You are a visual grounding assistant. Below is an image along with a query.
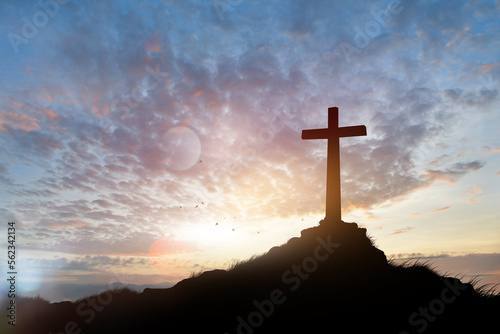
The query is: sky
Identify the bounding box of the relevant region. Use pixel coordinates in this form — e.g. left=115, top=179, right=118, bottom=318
left=0, top=0, right=499, bottom=302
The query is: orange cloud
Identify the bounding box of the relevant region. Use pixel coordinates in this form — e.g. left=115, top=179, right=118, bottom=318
left=91, top=104, right=110, bottom=117
left=391, top=226, right=414, bottom=235
left=479, top=62, right=500, bottom=73
left=37, top=107, right=60, bottom=123
left=0, top=110, right=41, bottom=132
left=6, top=98, right=61, bottom=125
left=424, top=170, right=455, bottom=184
left=463, top=185, right=482, bottom=195
left=432, top=206, right=452, bottom=213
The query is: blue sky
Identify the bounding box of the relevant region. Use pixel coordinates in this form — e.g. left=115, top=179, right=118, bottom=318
left=0, top=0, right=499, bottom=301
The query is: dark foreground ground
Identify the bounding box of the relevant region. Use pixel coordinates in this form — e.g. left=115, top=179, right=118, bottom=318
left=2, top=221, right=499, bottom=333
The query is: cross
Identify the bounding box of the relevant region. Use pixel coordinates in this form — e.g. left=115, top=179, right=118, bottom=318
left=302, top=107, right=367, bottom=224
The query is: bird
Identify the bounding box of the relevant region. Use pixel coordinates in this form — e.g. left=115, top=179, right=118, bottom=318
left=233, top=216, right=236, bottom=219
left=215, top=223, right=219, bottom=226
left=179, top=206, right=182, bottom=208
left=195, top=205, right=198, bottom=208
left=199, top=160, right=202, bottom=163
left=301, top=218, right=304, bottom=221
left=232, top=228, right=235, bottom=231
left=202, top=202, right=204, bottom=205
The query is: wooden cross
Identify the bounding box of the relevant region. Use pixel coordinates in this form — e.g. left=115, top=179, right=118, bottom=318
left=302, top=107, right=367, bottom=224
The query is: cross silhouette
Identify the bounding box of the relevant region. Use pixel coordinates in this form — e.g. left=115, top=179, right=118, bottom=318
left=302, top=107, right=367, bottom=224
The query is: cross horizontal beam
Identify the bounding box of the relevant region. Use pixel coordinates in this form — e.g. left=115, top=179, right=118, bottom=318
left=302, top=125, right=367, bottom=140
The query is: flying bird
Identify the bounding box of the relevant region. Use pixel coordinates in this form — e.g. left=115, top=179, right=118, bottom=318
left=232, top=228, right=235, bottom=231
left=215, top=223, right=219, bottom=226
left=195, top=205, right=198, bottom=208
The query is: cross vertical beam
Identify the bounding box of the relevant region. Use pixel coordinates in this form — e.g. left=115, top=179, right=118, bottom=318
left=327, top=107, right=340, bottom=223
left=302, top=107, right=367, bottom=224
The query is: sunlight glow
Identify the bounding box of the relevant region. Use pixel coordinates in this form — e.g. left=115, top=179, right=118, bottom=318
left=177, top=222, right=240, bottom=247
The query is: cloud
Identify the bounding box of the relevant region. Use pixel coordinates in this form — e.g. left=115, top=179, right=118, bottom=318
left=390, top=226, right=414, bottom=235
left=426, top=161, right=485, bottom=184
left=391, top=253, right=450, bottom=261
left=145, top=31, right=164, bottom=53
left=0, top=98, right=61, bottom=133
left=3, top=127, right=63, bottom=160
left=92, top=199, right=113, bottom=208
left=479, top=62, right=500, bottom=73
left=431, top=206, right=452, bottom=213
left=41, top=219, right=92, bottom=229
left=0, top=110, right=41, bottom=132
left=483, top=145, right=500, bottom=154
left=463, top=185, right=482, bottom=195
left=25, top=255, right=150, bottom=271
left=445, top=26, right=470, bottom=48
left=0, top=163, right=14, bottom=185
left=391, top=253, right=500, bottom=293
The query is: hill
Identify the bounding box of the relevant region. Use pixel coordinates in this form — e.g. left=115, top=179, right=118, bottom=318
left=3, top=220, right=499, bottom=333
left=2, top=281, right=176, bottom=304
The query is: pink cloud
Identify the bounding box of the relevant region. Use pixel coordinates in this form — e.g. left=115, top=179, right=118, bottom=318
left=0, top=110, right=41, bottom=132
left=5, top=98, right=60, bottom=125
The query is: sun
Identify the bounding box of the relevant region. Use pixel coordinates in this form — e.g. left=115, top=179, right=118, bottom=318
left=175, top=220, right=241, bottom=248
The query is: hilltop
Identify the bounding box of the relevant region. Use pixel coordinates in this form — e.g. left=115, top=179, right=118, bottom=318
left=3, top=221, right=499, bottom=333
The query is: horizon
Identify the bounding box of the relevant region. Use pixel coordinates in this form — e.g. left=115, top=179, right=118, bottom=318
left=1, top=0, right=499, bottom=303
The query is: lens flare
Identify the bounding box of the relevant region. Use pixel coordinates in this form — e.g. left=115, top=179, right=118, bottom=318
left=162, top=126, right=201, bottom=171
